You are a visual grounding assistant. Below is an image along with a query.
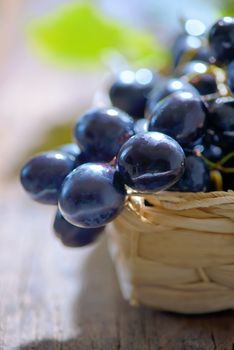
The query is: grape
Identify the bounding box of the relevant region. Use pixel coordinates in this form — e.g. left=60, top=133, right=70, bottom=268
left=148, top=91, right=207, bottom=146
left=193, top=143, right=223, bottom=162
left=227, top=60, right=234, bottom=93
left=172, top=33, right=213, bottom=68
left=201, top=129, right=223, bottom=161
left=209, top=17, right=234, bottom=64
left=59, top=163, right=126, bottom=228
left=145, top=78, right=198, bottom=118
left=202, top=144, right=223, bottom=162
left=204, top=128, right=222, bottom=146
left=74, top=107, right=135, bottom=162
left=179, top=61, right=218, bottom=95
left=75, top=152, right=91, bottom=167
left=117, top=132, right=185, bottom=192
left=134, top=118, right=148, bottom=134
left=20, top=151, right=75, bottom=205
left=208, top=97, right=234, bottom=146
left=58, top=143, right=89, bottom=167
left=171, top=34, right=202, bottom=68
left=205, top=126, right=233, bottom=154
left=53, top=210, right=104, bottom=247
left=191, top=47, right=214, bottom=64
left=109, top=68, right=156, bottom=118
left=178, top=60, right=208, bottom=76
left=59, top=143, right=81, bottom=158
left=189, top=73, right=218, bottom=96
left=171, top=155, right=210, bottom=192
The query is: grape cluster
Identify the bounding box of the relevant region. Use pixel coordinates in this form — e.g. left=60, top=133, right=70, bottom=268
left=20, top=17, right=234, bottom=248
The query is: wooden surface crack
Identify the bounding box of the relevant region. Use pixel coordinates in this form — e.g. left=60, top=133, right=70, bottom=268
left=210, top=331, right=217, bottom=350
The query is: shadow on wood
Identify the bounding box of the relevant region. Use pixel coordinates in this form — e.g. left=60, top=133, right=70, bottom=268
left=20, top=236, right=234, bottom=350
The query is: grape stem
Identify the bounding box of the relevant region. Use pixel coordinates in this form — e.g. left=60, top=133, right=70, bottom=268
left=200, top=151, right=234, bottom=173
left=218, top=151, right=234, bottom=165
left=210, top=170, right=223, bottom=191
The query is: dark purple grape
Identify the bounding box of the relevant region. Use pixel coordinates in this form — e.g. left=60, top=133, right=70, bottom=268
left=227, top=60, right=234, bottom=94
left=204, top=126, right=233, bottom=154
left=59, top=143, right=88, bottom=167
left=53, top=210, right=104, bottom=247
left=209, top=17, right=234, bottom=64
left=202, top=129, right=223, bottom=161
left=208, top=97, right=234, bottom=146
left=189, top=73, right=218, bottom=95
left=191, top=46, right=214, bottom=64
left=202, top=144, right=223, bottom=162
left=134, top=118, right=148, bottom=134
left=179, top=61, right=218, bottom=95
left=117, top=132, right=185, bottom=192
left=74, top=107, right=135, bottom=162
left=179, top=60, right=208, bottom=76
left=171, top=155, right=210, bottom=192
left=145, top=78, right=199, bottom=118
left=148, top=91, right=207, bottom=146
left=193, top=144, right=223, bottom=162
left=109, top=68, right=156, bottom=118
left=173, top=31, right=214, bottom=66
left=59, top=163, right=126, bottom=228
left=59, top=143, right=81, bottom=158
left=171, top=34, right=202, bottom=68
left=20, top=151, right=75, bottom=205
left=204, top=128, right=222, bottom=146
left=74, top=152, right=90, bottom=167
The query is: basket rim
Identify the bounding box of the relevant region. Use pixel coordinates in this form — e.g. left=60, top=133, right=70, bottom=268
left=126, top=190, right=234, bottom=211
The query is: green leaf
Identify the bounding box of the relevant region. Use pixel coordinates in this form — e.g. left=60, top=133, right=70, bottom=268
left=27, top=2, right=169, bottom=68
left=219, top=0, right=234, bottom=17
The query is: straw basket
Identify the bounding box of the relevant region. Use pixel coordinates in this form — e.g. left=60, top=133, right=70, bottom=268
left=107, top=190, right=234, bottom=314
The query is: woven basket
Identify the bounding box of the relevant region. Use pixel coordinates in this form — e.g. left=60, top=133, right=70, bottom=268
left=107, top=190, right=234, bottom=314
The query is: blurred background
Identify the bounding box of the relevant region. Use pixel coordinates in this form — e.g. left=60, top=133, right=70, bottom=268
left=0, top=1, right=233, bottom=347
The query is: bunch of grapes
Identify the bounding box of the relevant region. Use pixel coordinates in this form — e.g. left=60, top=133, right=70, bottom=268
left=20, top=17, right=234, bottom=248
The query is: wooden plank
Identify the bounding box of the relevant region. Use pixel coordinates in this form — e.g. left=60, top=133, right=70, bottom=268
left=0, top=184, right=233, bottom=349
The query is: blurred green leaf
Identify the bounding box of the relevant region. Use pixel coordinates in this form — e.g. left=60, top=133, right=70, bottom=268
left=27, top=2, right=169, bottom=68
left=219, top=0, right=234, bottom=16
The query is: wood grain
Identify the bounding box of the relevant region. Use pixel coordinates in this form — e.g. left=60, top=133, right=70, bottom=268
left=0, top=184, right=234, bottom=350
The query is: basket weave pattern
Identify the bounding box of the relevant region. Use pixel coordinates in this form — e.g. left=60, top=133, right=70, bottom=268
left=108, top=191, right=234, bottom=314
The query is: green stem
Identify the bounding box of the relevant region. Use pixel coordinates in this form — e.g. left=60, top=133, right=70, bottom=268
left=218, top=151, right=234, bottom=165
left=210, top=170, right=223, bottom=191
left=200, top=153, right=234, bottom=174
left=199, top=154, right=217, bottom=169
left=221, top=167, right=234, bottom=174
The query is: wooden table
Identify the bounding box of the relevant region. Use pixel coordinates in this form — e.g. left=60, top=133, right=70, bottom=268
left=0, top=183, right=234, bottom=350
